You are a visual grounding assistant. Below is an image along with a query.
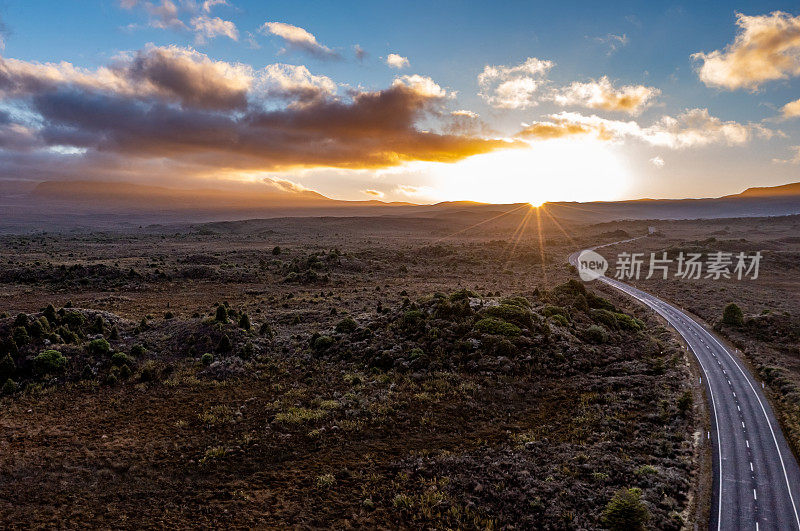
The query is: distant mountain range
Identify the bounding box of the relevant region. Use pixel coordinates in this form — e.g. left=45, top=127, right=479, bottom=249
left=1, top=179, right=799, bottom=232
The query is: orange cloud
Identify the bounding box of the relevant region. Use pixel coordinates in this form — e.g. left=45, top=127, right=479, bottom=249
left=552, top=76, right=660, bottom=115
left=692, top=11, right=800, bottom=90
left=0, top=47, right=518, bottom=182
left=517, top=109, right=774, bottom=148
left=782, top=98, right=800, bottom=118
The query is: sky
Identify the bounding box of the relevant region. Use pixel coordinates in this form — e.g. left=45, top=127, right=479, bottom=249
left=0, top=1, right=799, bottom=204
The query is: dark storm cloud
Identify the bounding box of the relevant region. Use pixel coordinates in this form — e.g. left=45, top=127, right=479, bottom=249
left=0, top=46, right=517, bottom=182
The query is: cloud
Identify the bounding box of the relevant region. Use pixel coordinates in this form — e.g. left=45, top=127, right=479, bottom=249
left=594, top=33, right=629, bottom=55
left=144, top=0, right=186, bottom=29
left=201, top=0, right=228, bottom=13
left=551, top=76, right=659, bottom=115
left=362, top=189, right=384, bottom=198
left=692, top=11, right=800, bottom=90
left=260, top=22, right=340, bottom=60
left=477, top=58, right=659, bottom=114
left=650, top=156, right=665, bottom=168
left=190, top=15, right=238, bottom=43
left=254, top=63, right=337, bottom=104
left=354, top=45, right=367, bottom=61
left=517, top=109, right=774, bottom=148
left=772, top=145, right=800, bottom=164
left=0, top=46, right=516, bottom=183
left=782, top=97, right=800, bottom=118
left=262, top=176, right=309, bottom=193
left=386, top=53, right=409, bottom=69
left=478, top=57, right=553, bottom=109
left=392, top=74, right=450, bottom=98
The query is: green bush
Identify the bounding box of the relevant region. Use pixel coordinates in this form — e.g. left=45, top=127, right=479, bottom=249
left=601, top=487, right=649, bottom=530
left=201, top=353, right=214, bottom=366
left=722, top=303, right=744, bottom=327
left=43, top=304, right=57, bottom=324
left=2, top=378, right=17, bottom=395
left=215, top=305, right=228, bottom=322
left=34, top=350, right=67, bottom=376
left=12, top=326, right=29, bottom=346
left=92, top=315, right=105, bottom=334
left=272, top=246, right=281, bottom=255
left=0, top=353, right=16, bottom=381
left=29, top=318, right=45, bottom=338
left=584, top=325, right=607, bottom=344
left=313, top=335, right=335, bottom=351
left=238, top=312, right=251, bottom=330
left=482, top=304, right=533, bottom=328
left=549, top=314, right=569, bottom=326
left=87, top=338, right=111, bottom=357
left=130, top=344, right=146, bottom=357
left=474, top=317, right=521, bottom=337
left=111, top=352, right=131, bottom=367
left=335, top=317, right=358, bottom=333
left=615, top=313, right=643, bottom=331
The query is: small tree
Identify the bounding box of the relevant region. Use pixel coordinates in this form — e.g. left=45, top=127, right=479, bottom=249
left=238, top=312, right=251, bottom=330
left=602, top=487, right=649, bottom=531
left=722, top=303, right=744, bottom=327
left=215, top=305, right=228, bottom=323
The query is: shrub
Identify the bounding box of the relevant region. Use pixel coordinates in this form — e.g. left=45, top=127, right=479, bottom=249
left=215, top=305, right=228, bottom=322
left=130, top=344, right=146, bottom=357
left=2, top=378, right=17, bottom=395
left=139, top=361, right=158, bottom=382
left=240, top=342, right=255, bottom=359
left=483, top=304, right=533, bottom=328
left=335, top=317, right=358, bottom=333
left=272, top=246, right=281, bottom=255
left=722, top=303, right=744, bottom=327
left=0, top=353, right=16, bottom=381
left=201, top=353, right=214, bottom=366
left=549, top=314, right=569, bottom=326
left=584, top=325, right=607, bottom=344
left=87, top=338, right=111, bottom=357
left=164, top=311, right=174, bottom=319
left=109, top=325, right=119, bottom=340
left=474, top=317, right=521, bottom=337
left=34, top=350, right=67, bottom=375
left=92, top=315, right=105, bottom=334
left=111, top=352, right=131, bottom=367
left=14, top=313, right=28, bottom=328
left=601, top=487, right=649, bottom=530
left=677, top=390, right=693, bottom=416
left=63, top=311, right=85, bottom=331
left=313, top=335, right=335, bottom=351
left=43, top=304, right=57, bottom=324
left=12, top=326, right=29, bottom=346
left=591, top=309, right=618, bottom=329
left=315, top=474, right=336, bottom=489
left=259, top=322, right=274, bottom=338
left=238, top=313, right=251, bottom=330
left=216, top=334, right=233, bottom=353
left=28, top=319, right=45, bottom=338
left=615, top=313, right=643, bottom=331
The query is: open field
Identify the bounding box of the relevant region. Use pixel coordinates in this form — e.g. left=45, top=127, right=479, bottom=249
left=0, top=213, right=704, bottom=528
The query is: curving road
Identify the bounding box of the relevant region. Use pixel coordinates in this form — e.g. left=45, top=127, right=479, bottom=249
left=570, top=243, right=800, bottom=531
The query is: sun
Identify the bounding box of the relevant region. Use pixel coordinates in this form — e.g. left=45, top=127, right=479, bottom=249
left=430, top=138, right=632, bottom=204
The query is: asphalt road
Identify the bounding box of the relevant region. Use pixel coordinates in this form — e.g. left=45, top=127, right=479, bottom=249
left=570, top=244, right=800, bottom=531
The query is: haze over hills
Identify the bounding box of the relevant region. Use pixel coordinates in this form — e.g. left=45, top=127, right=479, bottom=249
left=2, top=179, right=800, bottom=233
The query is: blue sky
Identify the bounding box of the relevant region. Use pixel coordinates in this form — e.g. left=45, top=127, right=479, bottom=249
left=0, top=1, right=799, bottom=203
